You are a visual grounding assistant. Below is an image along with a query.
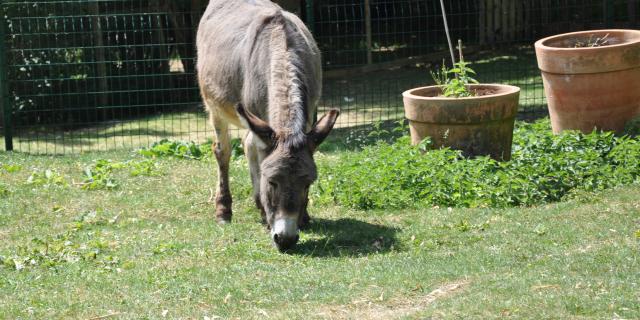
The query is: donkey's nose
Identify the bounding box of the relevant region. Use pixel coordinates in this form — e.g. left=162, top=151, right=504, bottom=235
left=271, top=217, right=299, bottom=251
left=273, top=233, right=300, bottom=251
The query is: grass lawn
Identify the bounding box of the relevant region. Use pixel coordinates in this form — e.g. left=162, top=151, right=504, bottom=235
left=1, top=146, right=639, bottom=319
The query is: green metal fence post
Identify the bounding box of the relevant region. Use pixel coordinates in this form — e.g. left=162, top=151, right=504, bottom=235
left=305, top=0, right=315, bottom=34
left=604, top=0, right=614, bottom=28
left=0, top=6, right=13, bottom=152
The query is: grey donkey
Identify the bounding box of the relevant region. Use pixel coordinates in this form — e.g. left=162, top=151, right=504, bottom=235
left=196, top=0, right=339, bottom=251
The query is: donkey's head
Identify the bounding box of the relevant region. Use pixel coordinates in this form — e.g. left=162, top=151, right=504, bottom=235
left=236, top=104, right=339, bottom=251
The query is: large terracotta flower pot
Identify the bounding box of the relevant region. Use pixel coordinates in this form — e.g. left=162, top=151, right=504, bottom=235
left=535, top=29, right=640, bottom=134
left=402, top=84, right=520, bottom=161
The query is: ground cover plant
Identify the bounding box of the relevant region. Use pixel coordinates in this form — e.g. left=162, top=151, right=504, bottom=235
left=0, top=118, right=639, bottom=319
left=315, top=119, right=640, bottom=209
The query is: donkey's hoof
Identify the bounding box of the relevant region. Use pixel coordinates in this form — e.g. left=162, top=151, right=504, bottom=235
left=217, top=218, right=231, bottom=225
left=216, top=212, right=232, bottom=225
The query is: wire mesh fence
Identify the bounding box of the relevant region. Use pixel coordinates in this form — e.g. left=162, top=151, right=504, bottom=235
left=1, top=0, right=638, bottom=154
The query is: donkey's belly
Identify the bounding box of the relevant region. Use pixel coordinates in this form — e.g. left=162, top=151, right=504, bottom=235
left=202, top=96, right=244, bottom=129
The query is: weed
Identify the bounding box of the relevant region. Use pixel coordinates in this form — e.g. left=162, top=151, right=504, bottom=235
left=2, top=163, right=22, bottom=173
left=368, top=121, right=390, bottom=139
left=139, top=139, right=212, bottom=160
left=26, top=169, right=67, bottom=187
left=230, top=138, right=244, bottom=160
left=80, top=159, right=161, bottom=190
left=315, top=119, right=640, bottom=209
left=128, top=159, right=161, bottom=177
left=81, top=160, right=121, bottom=190
left=152, top=242, right=187, bottom=255
left=430, top=41, right=479, bottom=98
left=1, top=211, right=120, bottom=271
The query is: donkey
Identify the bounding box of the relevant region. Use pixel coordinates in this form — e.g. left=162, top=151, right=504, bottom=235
left=196, top=0, right=339, bottom=251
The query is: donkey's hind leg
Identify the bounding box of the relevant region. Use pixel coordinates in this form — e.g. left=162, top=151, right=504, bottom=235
left=210, top=110, right=233, bottom=224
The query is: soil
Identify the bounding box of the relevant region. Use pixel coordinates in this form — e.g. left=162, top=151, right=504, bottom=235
left=472, top=88, right=499, bottom=96
left=571, top=34, right=613, bottom=48
left=546, top=34, right=618, bottom=49
left=433, top=88, right=499, bottom=97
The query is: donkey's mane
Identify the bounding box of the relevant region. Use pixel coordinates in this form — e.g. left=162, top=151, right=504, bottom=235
left=267, top=13, right=310, bottom=146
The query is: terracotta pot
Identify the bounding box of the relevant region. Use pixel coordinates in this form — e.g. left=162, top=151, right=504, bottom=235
left=402, top=84, right=520, bottom=161
left=535, top=29, right=640, bottom=134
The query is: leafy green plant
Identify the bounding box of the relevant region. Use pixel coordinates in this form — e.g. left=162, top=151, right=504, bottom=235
left=128, top=159, right=161, bottom=177
left=26, top=169, right=67, bottom=187
left=139, top=139, right=211, bottom=160
left=140, top=138, right=245, bottom=160
left=81, top=160, right=123, bottom=190
left=2, top=164, right=22, bottom=173
left=314, top=119, right=640, bottom=210
left=431, top=60, right=479, bottom=98
left=230, top=138, right=244, bottom=160
left=368, top=121, right=390, bottom=139
left=80, top=159, right=161, bottom=190
left=430, top=42, right=479, bottom=98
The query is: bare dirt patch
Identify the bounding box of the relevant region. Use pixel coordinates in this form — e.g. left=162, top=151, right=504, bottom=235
left=314, top=280, right=470, bottom=319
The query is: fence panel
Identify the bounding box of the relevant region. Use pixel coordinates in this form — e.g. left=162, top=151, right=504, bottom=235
left=1, top=1, right=208, bottom=153
left=1, top=0, right=638, bottom=153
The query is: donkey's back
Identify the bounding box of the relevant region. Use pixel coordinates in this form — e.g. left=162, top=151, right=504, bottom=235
left=196, top=0, right=321, bottom=125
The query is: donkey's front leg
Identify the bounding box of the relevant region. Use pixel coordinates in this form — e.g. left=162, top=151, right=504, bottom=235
left=299, top=195, right=311, bottom=230
left=212, top=115, right=233, bottom=224
left=244, top=132, right=268, bottom=225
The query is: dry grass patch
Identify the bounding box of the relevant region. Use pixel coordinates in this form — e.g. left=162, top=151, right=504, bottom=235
left=312, top=280, right=470, bottom=320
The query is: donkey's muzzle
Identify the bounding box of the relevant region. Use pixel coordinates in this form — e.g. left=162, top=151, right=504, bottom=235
left=273, top=233, right=300, bottom=251
left=272, top=217, right=300, bottom=251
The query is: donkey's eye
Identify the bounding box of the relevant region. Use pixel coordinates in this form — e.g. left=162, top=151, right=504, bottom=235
left=268, top=181, right=278, bottom=188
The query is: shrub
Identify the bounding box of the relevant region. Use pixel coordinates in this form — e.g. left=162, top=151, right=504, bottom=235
left=313, top=119, right=640, bottom=209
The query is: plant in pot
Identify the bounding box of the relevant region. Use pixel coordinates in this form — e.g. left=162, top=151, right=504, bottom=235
left=535, top=29, right=640, bottom=134
left=402, top=43, right=521, bottom=161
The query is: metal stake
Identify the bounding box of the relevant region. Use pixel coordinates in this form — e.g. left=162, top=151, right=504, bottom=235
left=439, top=0, right=456, bottom=67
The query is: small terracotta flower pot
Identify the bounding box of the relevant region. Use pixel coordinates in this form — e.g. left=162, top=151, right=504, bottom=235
left=402, top=84, right=520, bottom=161
left=535, top=29, right=640, bottom=134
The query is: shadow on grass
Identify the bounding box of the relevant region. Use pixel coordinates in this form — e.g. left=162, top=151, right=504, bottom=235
left=15, top=127, right=179, bottom=147
left=292, top=218, right=400, bottom=257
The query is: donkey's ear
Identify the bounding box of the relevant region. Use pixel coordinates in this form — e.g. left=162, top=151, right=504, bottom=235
left=308, top=109, right=340, bottom=152
left=236, top=103, right=275, bottom=147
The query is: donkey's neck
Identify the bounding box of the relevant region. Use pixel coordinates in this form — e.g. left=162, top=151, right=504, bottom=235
left=267, top=19, right=308, bottom=137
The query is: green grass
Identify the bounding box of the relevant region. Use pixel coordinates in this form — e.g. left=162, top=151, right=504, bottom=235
left=1, top=141, right=639, bottom=319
